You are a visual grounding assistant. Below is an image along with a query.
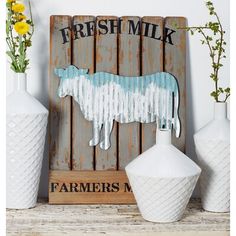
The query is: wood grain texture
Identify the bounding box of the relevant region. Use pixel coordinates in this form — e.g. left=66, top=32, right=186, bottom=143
left=49, top=16, right=72, bottom=170
left=118, top=16, right=141, bottom=169
left=49, top=170, right=135, bottom=204
left=48, top=16, right=187, bottom=204
left=141, top=16, right=164, bottom=152
left=72, top=16, right=95, bottom=170
left=164, top=17, right=186, bottom=152
left=7, top=199, right=230, bottom=236
left=95, top=16, right=118, bottom=170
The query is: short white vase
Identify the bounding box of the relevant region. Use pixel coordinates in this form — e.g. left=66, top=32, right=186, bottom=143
left=125, top=129, right=201, bottom=223
left=194, top=102, right=230, bottom=212
left=6, top=73, right=48, bottom=209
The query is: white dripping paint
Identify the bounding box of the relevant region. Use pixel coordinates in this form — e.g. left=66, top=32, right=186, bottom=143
left=55, top=65, right=181, bottom=150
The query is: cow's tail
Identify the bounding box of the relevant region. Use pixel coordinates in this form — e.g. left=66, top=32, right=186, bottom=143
left=173, top=77, right=181, bottom=138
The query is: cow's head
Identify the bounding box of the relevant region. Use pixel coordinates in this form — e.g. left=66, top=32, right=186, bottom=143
left=55, top=65, right=89, bottom=98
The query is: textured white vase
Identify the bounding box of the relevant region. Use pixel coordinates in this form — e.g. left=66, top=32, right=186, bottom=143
left=6, top=73, right=48, bottom=209
left=194, top=102, right=230, bottom=212
left=125, top=129, right=201, bottom=223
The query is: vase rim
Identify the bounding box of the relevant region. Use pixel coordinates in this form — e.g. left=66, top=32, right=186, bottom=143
left=214, top=102, right=227, bottom=107
left=15, top=72, right=27, bottom=75
left=159, top=129, right=171, bottom=132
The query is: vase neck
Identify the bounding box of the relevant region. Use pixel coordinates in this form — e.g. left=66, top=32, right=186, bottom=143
left=14, top=73, right=27, bottom=91
left=214, top=102, right=227, bottom=120
left=156, top=129, right=171, bottom=145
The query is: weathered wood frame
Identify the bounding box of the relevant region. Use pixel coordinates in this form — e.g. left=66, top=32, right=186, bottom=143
left=49, top=15, right=186, bottom=204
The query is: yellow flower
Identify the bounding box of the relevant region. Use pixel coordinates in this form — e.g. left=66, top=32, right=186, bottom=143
left=12, top=3, right=25, bottom=13
left=14, top=22, right=30, bottom=35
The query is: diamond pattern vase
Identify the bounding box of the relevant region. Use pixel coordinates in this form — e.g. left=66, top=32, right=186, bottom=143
left=6, top=73, right=48, bottom=209
left=194, top=102, right=230, bottom=212
left=125, top=129, right=201, bottom=222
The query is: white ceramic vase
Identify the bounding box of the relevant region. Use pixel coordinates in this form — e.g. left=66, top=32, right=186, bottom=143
left=6, top=73, right=48, bottom=209
left=125, top=129, right=201, bottom=223
left=194, top=102, right=230, bottom=212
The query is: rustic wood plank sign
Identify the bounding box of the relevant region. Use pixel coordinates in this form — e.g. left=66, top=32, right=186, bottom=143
left=118, top=16, right=141, bottom=169
left=95, top=16, right=118, bottom=170
left=49, top=16, right=72, bottom=170
left=165, top=17, right=186, bottom=152
left=72, top=15, right=95, bottom=170
left=141, top=16, right=164, bottom=152
left=49, top=15, right=186, bottom=204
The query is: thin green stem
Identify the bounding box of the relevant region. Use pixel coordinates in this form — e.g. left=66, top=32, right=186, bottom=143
left=180, top=26, right=211, bottom=30
left=214, top=12, right=224, bottom=100
left=28, top=0, right=34, bottom=40
left=224, top=94, right=230, bottom=102
left=182, top=1, right=229, bottom=102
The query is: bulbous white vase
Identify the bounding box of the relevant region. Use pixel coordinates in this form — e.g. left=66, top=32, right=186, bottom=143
left=125, top=129, right=201, bottom=223
left=6, top=73, right=48, bottom=209
left=194, top=102, right=230, bottom=212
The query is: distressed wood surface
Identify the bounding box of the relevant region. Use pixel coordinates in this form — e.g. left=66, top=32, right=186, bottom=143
left=49, top=16, right=72, bottom=170
left=164, top=17, right=186, bottom=151
left=118, top=16, right=141, bottom=169
left=7, top=199, right=230, bottom=236
left=49, top=170, right=135, bottom=204
left=141, top=16, right=164, bottom=152
left=72, top=16, right=95, bottom=170
left=49, top=16, right=187, bottom=204
left=95, top=16, right=118, bottom=170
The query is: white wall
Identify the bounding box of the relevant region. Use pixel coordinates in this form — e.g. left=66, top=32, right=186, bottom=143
left=6, top=0, right=230, bottom=197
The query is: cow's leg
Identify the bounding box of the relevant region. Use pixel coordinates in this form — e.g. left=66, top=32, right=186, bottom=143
left=89, top=120, right=102, bottom=146
left=99, top=120, right=114, bottom=150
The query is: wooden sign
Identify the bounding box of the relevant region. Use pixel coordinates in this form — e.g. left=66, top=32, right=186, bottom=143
left=49, top=15, right=186, bottom=204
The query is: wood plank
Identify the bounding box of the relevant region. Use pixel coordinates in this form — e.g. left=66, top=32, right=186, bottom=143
left=49, top=170, right=135, bottom=204
left=7, top=199, right=230, bottom=236
left=164, top=17, right=186, bottom=152
left=118, top=16, right=141, bottom=169
left=95, top=16, right=118, bottom=170
left=72, top=16, right=95, bottom=170
left=49, top=16, right=72, bottom=170
left=141, top=16, right=164, bottom=152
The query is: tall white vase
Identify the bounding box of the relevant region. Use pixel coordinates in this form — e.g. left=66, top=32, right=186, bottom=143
left=125, top=129, right=201, bottom=223
left=194, top=102, right=230, bottom=212
left=6, top=73, right=48, bottom=209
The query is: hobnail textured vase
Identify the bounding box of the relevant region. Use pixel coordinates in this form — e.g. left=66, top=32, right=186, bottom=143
left=6, top=73, right=48, bottom=209
left=125, top=129, right=201, bottom=223
left=194, top=102, right=230, bottom=212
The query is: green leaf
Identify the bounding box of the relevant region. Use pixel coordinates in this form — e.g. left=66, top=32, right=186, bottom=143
left=210, top=73, right=216, bottom=79
left=6, top=51, right=15, bottom=62
left=210, top=91, right=218, bottom=100
left=219, top=87, right=224, bottom=93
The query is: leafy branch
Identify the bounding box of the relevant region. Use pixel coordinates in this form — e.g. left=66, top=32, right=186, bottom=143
left=179, top=1, right=230, bottom=102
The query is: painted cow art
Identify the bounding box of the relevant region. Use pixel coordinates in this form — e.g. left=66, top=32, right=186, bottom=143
left=55, top=65, right=181, bottom=150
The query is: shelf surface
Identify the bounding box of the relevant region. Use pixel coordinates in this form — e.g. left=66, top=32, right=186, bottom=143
left=6, top=198, right=230, bottom=236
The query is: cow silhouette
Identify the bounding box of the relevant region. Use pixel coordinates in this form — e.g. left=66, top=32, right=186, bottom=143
left=55, top=65, right=181, bottom=150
